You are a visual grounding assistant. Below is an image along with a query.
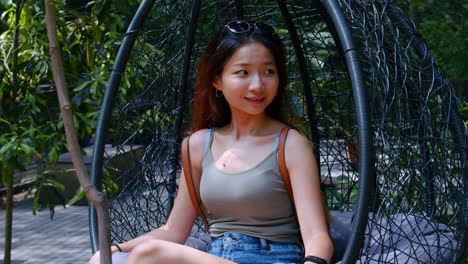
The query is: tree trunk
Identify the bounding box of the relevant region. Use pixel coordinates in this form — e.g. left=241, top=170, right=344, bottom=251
left=3, top=170, right=13, bottom=264
left=2, top=1, right=26, bottom=262
left=43, top=1, right=112, bottom=263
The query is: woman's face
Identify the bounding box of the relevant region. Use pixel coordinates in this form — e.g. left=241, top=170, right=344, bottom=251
left=213, top=41, right=279, bottom=117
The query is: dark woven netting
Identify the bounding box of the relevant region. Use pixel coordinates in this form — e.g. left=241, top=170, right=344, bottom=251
left=90, top=0, right=466, bottom=263
left=99, top=0, right=360, bottom=240
left=337, top=1, right=466, bottom=263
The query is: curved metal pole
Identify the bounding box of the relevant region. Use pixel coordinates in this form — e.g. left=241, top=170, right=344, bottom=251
left=321, top=0, right=373, bottom=263
left=89, top=0, right=155, bottom=253
left=275, top=0, right=321, bottom=167
left=167, top=0, right=201, bottom=215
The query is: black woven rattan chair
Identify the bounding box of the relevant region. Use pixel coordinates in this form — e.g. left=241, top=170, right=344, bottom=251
left=89, top=1, right=467, bottom=263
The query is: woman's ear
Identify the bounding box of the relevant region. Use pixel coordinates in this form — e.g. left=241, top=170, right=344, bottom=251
left=212, top=76, right=222, bottom=90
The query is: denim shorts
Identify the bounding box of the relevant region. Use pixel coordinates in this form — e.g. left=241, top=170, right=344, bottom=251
left=207, top=232, right=304, bottom=264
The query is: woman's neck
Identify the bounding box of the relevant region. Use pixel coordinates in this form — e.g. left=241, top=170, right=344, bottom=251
left=224, top=113, right=280, bottom=140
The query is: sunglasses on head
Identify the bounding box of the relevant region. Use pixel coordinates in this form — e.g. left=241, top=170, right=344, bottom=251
left=225, top=20, right=276, bottom=35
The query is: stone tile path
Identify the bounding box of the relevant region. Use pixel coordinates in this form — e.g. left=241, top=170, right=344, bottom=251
left=0, top=199, right=90, bottom=264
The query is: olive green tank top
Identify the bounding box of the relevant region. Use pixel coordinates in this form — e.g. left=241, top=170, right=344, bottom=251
left=200, top=129, right=300, bottom=244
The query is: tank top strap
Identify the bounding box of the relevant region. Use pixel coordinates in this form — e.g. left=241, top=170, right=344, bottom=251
left=272, top=129, right=282, bottom=151
left=203, top=128, right=216, bottom=155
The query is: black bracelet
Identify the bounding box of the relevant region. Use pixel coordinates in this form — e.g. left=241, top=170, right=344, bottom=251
left=301, top=255, right=328, bottom=264
left=113, top=244, right=122, bottom=252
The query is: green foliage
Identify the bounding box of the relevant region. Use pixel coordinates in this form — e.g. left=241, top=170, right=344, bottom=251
left=32, top=171, right=66, bottom=219
left=0, top=0, right=138, bottom=213
left=0, top=2, right=68, bottom=224
left=459, top=101, right=468, bottom=126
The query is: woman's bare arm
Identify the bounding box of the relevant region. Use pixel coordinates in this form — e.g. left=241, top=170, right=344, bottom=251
left=115, top=172, right=198, bottom=252
left=89, top=130, right=208, bottom=264
left=285, top=129, right=334, bottom=263
left=116, top=130, right=208, bottom=251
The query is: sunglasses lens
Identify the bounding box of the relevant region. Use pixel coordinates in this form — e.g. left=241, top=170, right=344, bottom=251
left=225, top=20, right=276, bottom=35
left=227, top=20, right=250, bottom=33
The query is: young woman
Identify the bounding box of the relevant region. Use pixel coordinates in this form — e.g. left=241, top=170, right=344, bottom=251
left=89, top=20, right=333, bottom=264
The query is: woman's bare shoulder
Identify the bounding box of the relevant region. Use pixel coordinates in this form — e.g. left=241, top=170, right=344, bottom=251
left=286, top=128, right=312, bottom=147
left=283, top=128, right=315, bottom=162
left=183, top=128, right=211, bottom=158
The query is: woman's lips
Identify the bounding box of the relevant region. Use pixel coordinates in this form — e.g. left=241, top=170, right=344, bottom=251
left=244, top=97, right=265, bottom=104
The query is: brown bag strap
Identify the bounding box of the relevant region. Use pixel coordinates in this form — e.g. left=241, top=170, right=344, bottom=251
left=278, top=127, right=295, bottom=212
left=182, top=136, right=209, bottom=228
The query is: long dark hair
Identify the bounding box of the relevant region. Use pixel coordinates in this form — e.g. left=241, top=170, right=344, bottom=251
left=190, top=21, right=292, bottom=132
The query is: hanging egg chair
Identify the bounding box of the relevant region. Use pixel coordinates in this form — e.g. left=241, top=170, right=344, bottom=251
left=89, top=1, right=466, bottom=263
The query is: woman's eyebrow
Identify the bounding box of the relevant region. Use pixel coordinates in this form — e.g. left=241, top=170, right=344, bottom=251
left=232, top=61, right=274, bottom=67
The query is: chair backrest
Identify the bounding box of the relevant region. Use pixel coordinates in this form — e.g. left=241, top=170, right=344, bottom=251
left=90, top=1, right=466, bottom=263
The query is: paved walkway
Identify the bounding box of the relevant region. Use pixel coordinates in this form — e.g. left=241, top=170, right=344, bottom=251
left=0, top=199, right=90, bottom=264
